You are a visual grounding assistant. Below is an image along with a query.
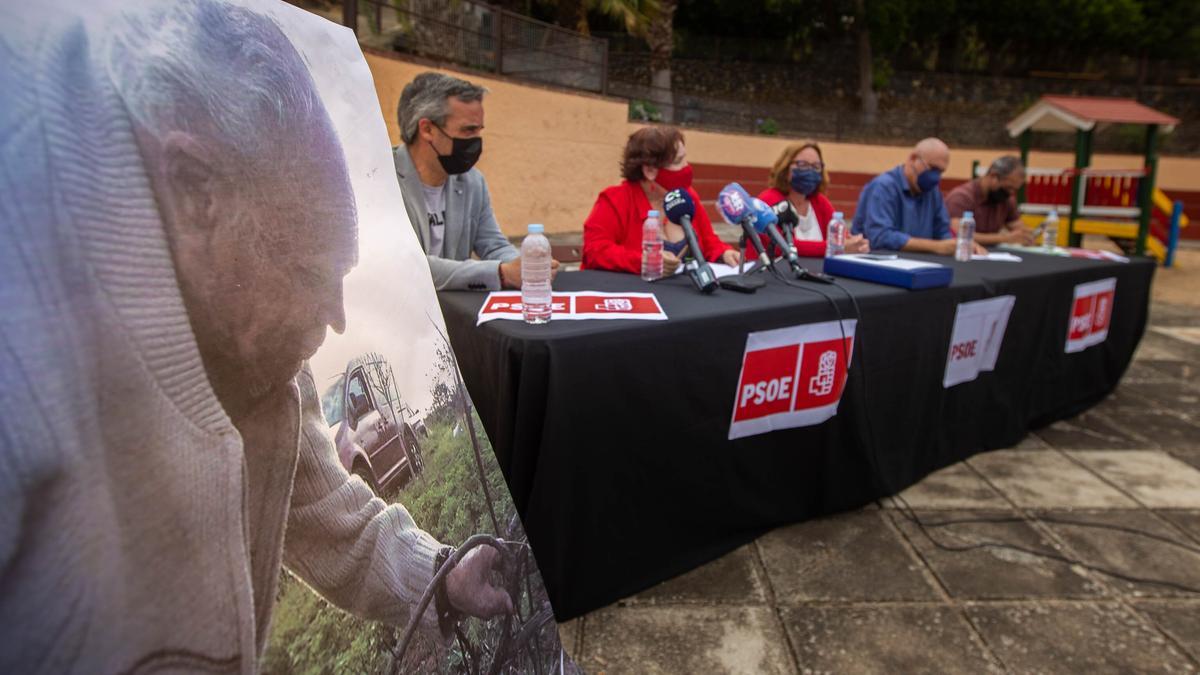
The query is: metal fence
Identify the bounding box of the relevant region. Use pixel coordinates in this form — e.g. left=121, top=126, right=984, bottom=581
left=346, top=0, right=608, bottom=93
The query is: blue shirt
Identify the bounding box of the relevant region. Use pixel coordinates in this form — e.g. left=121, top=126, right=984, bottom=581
left=851, top=166, right=951, bottom=250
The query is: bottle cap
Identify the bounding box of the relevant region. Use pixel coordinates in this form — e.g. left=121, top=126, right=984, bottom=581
left=833, top=211, right=844, bottom=219
left=527, top=223, right=544, bottom=234
left=648, top=210, right=660, bottom=217
left=963, top=211, right=974, bottom=219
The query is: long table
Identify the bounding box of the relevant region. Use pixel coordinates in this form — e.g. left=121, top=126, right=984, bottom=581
left=438, top=252, right=1155, bottom=620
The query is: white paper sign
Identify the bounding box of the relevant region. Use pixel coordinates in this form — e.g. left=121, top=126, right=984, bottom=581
left=943, top=295, right=1016, bottom=388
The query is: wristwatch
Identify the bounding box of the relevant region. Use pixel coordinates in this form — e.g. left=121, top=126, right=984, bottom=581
left=433, top=545, right=459, bottom=633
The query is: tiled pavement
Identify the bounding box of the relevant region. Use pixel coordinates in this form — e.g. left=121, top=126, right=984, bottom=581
left=558, top=300, right=1200, bottom=674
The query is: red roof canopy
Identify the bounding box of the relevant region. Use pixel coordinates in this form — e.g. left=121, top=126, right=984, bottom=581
left=1007, top=95, right=1179, bottom=136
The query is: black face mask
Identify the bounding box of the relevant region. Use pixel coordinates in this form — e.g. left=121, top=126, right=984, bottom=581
left=430, top=124, right=482, bottom=175
left=986, top=188, right=1010, bottom=204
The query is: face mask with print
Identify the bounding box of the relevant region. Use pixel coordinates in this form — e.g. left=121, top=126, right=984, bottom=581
left=789, top=168, right=822, bottom=196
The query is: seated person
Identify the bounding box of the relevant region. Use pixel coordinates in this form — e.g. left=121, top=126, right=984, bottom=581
left=758, top=140, right=869, bottom=256
left=582, top=126, right=740, bottom=274
left=945, top=155, right=1034, bottom=246
left=851, top=137, right=985, bottom=256
left=393, top=72, right=558, bottom=291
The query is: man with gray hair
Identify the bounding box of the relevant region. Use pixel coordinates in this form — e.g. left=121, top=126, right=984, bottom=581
left=394, top=71, right=559, bottom=291
left=0, top=2, right=511, bottom=672
left=945, top=155, right=1034, bottom=245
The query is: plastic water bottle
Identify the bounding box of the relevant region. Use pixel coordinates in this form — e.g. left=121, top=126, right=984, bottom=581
left=521, top=224, right=552, bottom=324
left=955, top=211, right=976, bottom=261
left=641, top=209, right=663, bottom=280
left=1042, top=211, right=1059, bottom=252
left=825, top=211, right=847, bottom=257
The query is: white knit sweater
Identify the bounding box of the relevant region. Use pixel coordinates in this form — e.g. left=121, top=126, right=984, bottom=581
left=0, top=4, right=443, bottom=672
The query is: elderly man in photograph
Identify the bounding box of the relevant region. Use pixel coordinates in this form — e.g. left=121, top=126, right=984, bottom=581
left=393, top=71, right=558, bottom=291
left=0, top=2, right=510, bottom=672
left=945, top=155, right=1035, bottom=246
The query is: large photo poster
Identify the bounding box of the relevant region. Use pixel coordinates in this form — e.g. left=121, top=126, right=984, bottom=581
left=0, top=0, right=577, bottom=672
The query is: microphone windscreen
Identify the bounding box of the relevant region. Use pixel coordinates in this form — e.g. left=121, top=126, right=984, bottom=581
left=748, top=197, right=779, bottom=233
left=663, top=188, right=696, bottom=225
left=717, top=183, right=752, bottom=225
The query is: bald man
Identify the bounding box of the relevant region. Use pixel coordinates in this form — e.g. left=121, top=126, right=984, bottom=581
left=851, top=138, right=985, bottom=256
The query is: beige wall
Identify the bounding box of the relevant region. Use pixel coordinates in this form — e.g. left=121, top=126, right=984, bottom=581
left=367, top=52, right=629, bottom=235
left=366, top=51, right=1200, bottom=236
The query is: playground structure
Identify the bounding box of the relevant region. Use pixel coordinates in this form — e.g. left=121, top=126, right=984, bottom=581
left=1003, top=96, right=1189, bottom=266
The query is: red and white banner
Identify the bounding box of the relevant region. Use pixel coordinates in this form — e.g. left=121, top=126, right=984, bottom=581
left=1066, top=277, right=1116, bottom=353
left=477, top=291, right=667, bottom=324
left=943, top=295, right=1016, bottom=388
left=729, top=320, right=857, bottom=440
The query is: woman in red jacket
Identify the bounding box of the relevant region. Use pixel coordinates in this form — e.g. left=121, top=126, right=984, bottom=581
left=582, top=126, right=739, bottom=274
left=758, top=141, right=869, bottom=257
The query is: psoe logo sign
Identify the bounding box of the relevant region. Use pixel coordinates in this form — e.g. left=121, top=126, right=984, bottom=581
left=729, top=320, right=857, bottom=440
left=1066, top=277, right=1116, bottom=354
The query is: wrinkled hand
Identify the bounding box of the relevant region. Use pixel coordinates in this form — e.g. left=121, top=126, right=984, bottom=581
left=445, top=545, right=514, bottom=619
left=845, top=234, right=870, bottom=254
left=1005, top=228, right=1035, bottom=246
left=661, top=250, right=681, bottom=275
left=721, top=249, right=742, bottom=267
left=499, top=259, right=522, bottom=289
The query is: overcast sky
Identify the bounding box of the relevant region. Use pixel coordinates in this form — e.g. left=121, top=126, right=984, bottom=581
left=265, top=1, right=448, bottom=417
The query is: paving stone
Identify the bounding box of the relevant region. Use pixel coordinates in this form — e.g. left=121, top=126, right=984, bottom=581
left=580, top=605, right=793, bottom=675
left=891, top=510, right=1103, bottom=600
left=1113, top=380, right=1200, bottom=413
left=1133, top=337, right=1190, bottom=362
left=965, top=602, right=1196, bottom=674
left=1067, top=451, right=1200, bottom=507
left=1102, top=411, right=1200, bottom=450
left=1034, top=410, right=1153, bottom=450
left=1013, top=432, right=1053, bottom=450
left=1134, top=600, right=1200, bottom=663
left=1154, top=511, right=1200, bottom=544
left=1140, top=359, right=1200, bottom=384
left=1035, top=510, right=1200, bottom=598
left=1150, top=326, right=1200, bottom=347
left=1123, top=359, right=1188, bottom=384
left=780, top=605, right=999, bottom=675
left=968, top=450, right=1139, bottom=509
left=757, top=511, right=938, bottom=603
left=893, top=462, right=1010, bottom=510
left=1139, top=330, right=1200, bottom=363
left=557, top=618, right=582, bottom=661
left=628, top=544, right=766, bottom=605
left=1148, top=303, right=1200, bottom=328
left=1170, top=449, right=1200, bottom=473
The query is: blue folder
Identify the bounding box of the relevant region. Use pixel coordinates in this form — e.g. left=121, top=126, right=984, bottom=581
left=822, top=254, right=953, bottom=290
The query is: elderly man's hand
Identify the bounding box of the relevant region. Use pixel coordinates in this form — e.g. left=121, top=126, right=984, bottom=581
left=550, top=258, right=561, bottom=280
left=845, top=234, right=870, bottom=254
left=445, top=545, right=514, bottom=619
left=661, top=250, right=682, bottom=276
left=1005, top=227, right=1035, bottom=246
left=973, top=241, right=988, bottom=256
left=499, top=259, right=522, bottom=289
left=934, top=239, right=958, bottom=256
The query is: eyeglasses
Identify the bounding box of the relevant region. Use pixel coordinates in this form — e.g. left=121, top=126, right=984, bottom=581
left=792, top=160, right=824, bottom=171
left=916, top=155, right=947, bottom=173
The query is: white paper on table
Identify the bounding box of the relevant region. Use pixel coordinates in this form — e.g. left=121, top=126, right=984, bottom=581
left=670, top=262, right=742, bottom=278
left=971, top=252, right=1023, bottom=262
left=837, top=254, right=944, bottom=271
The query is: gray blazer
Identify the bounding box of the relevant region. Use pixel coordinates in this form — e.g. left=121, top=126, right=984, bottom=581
left=393, top=145, right=519, bottom=291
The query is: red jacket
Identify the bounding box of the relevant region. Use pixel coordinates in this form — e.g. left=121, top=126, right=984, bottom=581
left=757, top=188, right=834, bottom=258
left=582, top=181, right=732, bottom=273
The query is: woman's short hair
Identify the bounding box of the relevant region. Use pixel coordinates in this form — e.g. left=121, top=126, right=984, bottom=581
left=767, top=141, right=829, bottom=194
left=621, top=126, right=685, bottom=182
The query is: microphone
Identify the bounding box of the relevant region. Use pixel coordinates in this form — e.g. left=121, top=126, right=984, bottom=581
left=750, top=198, right=834, bottom=284
left=663, top=188, right=718, bottom=294
left=717, top=183, right=771, bottom=268
left=770, top=200, right=799, bottom=255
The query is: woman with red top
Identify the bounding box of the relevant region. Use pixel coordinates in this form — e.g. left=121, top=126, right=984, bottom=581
left=758, top=140, right=869, bottom=257
left=582, top=126, right=739, bottom=274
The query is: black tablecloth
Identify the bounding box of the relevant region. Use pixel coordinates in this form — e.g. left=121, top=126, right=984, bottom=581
left=438, top=252, right=1155, bottom=620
